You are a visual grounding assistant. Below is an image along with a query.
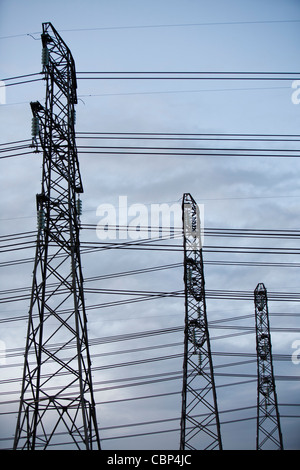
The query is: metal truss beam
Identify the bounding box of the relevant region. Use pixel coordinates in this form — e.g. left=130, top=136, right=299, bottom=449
left=180, top=193, right=222, bottom=450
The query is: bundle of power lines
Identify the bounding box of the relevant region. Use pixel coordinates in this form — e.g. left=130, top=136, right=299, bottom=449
left=1, top=70, right=300, bottom=449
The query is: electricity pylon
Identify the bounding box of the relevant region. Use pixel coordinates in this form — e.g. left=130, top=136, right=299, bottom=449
left=254, top=283, right=283, bottom=450
left=13, top=23, right=101, bottom=450
left=180, top=193, right=222, bottom=450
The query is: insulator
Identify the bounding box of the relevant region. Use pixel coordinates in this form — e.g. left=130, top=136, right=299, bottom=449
left=76, top=198, right=82, bottom=216
left=37, top=208, right=45, bottom=231
left=198, top=351, right=203, bottom=370
left=184, top=209, right=193, bottom=234
left=41, top=47, right=49, bottom=66
left=69, top=109, right=76, bottom=125
left=31, top=117, right=39, bottom=137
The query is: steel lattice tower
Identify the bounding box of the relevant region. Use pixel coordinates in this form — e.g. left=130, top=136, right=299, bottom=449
left=13, top=23, right=101, bottom=450
left=254, top=283, right=283, bottom=450
left=180, top=193, right=222, bottom=450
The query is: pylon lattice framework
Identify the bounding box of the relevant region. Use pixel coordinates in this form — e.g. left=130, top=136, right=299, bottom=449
left=180, top=193, right=222, bottom=450
left=254, top=283, right=283, bottom=450
left=13, top=23, right=101, bottom=450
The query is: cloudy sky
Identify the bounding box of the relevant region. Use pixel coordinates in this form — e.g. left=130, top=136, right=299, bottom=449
left=0, top=0, right=300, bottom=450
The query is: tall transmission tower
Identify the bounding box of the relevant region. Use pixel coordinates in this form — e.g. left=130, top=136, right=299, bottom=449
left=254, top=283, right=283, bottom=450
left=13, top=23, right=101, bottom=450
left=180, top=193, right=222, bottom=450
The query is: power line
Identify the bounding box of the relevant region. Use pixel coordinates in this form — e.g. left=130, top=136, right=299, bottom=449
left=76, top=71, right=300, bottom=81
left=0, top=150, right=35, bottom=160
left=2, top=72, right=299, bottom=91
left=0, top=72, right=42, bottom=82
left=2, top=78, right=43, bottom=88
left=3, top=226, right=300, bottom=241
left=2, top=132, right=300, bottom=160
left=1, top=19, right=300, bottom=40
left=75, top=145, right=300, bottom=159
left=0, top=346, right=297, bottom=396
left=0, top=139, right=32, bottom=146
left=76, top=132, right=300, bottom=142
left=2, top=283, right=300, bottom=310
left=46, top=19, right=300, bottom=33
